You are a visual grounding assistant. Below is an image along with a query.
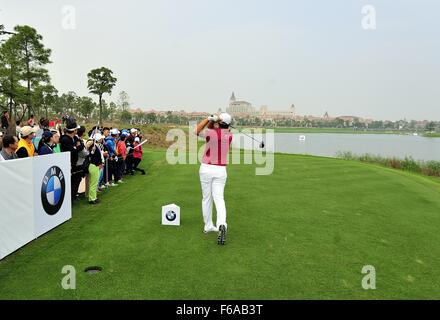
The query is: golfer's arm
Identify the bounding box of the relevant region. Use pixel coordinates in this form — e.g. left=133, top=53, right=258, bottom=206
left=195, top=118, right=209, bottom=136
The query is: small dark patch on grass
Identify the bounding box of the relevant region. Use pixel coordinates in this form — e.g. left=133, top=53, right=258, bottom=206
left=84, top=266, right=102, bottom=274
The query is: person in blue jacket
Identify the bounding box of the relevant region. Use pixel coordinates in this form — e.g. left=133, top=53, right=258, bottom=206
left=104, top=128, right=119, bottom=186
left=37, top=131, right=56, bottom=155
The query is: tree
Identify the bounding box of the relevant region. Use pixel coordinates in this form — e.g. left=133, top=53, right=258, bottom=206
left=100, top=99, right=109, bottom=120
left=33, top=84, right=58, bottom=118
left=117, top=91, right=130, bottom=111
left=59, top=91, right=78, bottom=115
left=335, top=118, right=345, bottom=128
left=107, top=102, right=118, bottom=121
left=0, top=25, right=16, bottom=36
left=369, top=120, right=384, bottom=130
left=0, top=95, right=7, bottom=111
left=52, top=95, right=66, bottom=116
left=426, top=121, right=436, bottom=132
left=121, top=110, right=132, bottom=123
left=0, top=34, right=25, bottom=121
left=77, top=96, right=96, bottom=121
left=13, top=25, right=52, bottom=118
left=100, top=99, right=118, bottom=121
left=87, top=67, right=117, bottom=124
left=146, top=112, right=157, bottom=124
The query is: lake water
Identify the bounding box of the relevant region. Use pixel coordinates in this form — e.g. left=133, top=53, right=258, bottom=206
left=232, top=133, right=440, bottom=161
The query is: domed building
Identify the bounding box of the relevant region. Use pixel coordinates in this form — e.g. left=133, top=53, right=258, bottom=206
left=225, top=92, right=296, bottom=119
left=226, top=92, right=257, bottom=115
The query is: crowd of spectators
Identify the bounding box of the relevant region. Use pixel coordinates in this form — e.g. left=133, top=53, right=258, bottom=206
left=0, top=113, right=147, bottom=205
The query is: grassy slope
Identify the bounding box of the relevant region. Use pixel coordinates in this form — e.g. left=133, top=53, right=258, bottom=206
left=1, top=150, right=440, bottom=299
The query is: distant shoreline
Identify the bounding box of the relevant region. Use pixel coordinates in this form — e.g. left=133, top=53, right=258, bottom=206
left=235, top=127, right=438, bottom=137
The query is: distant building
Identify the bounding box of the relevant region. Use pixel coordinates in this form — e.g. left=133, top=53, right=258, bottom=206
left=226, top=92, right=256, bottom=115
left=129, top=95, right=377, bottom=126
left=129, top=108, right=144, bottom=114
left=260, top=104, right=296, bottom=120
left=226, top=92, right=295, bottom=119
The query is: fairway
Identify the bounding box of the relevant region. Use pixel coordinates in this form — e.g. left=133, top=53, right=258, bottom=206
left=1, top=149, right=440, bottom=299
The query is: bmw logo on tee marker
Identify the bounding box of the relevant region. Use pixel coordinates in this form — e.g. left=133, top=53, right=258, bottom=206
left=41, top=166, right=66, bottom=215
left=166, top=210, right=177, bottom=222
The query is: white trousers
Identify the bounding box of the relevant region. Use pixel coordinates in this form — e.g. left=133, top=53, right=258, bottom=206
left=199, top=163, right=228, bottom=230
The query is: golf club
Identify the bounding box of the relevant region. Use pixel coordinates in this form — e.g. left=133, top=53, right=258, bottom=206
left=230, top=125, right=265, bottom=149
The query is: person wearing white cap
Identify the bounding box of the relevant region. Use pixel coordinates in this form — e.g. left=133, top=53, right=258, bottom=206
left=126, top=128, right=138, bottom=147
left=93, top=132, right=103, bottom=142
left=16, top=126, right=39, bottom=158
left=132, top=136, right=146, bottom=175
left=195, top=113, right=233, bottom=245
left=93, top=133, right=108, bottom=191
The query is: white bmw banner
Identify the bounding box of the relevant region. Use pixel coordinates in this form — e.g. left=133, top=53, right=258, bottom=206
left=0, top=157, right=35, bottom=260
left=0, top=152, right=72, bottom=260
left=33, top=152, right=72, bottom=238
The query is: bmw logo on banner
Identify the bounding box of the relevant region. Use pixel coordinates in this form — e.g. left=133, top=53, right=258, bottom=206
left=41, top=166, right=66, bottom=215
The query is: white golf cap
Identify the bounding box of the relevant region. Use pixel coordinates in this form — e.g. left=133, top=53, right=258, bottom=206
left=219, top=113, right=232, bottom=125
left=93, top=133, right=103, bottom=141
left=20, top=126, right=38, bottom=137
left=110, top=128, right=119, bottom=135
left=134, top=137, right=140, bottom=142
left=130, top=128, right=137, bottom=133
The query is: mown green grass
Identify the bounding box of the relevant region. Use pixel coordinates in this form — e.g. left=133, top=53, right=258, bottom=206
left=1, top=149, right=440, bottom=299
left=423, top=132, right=440, bottom=138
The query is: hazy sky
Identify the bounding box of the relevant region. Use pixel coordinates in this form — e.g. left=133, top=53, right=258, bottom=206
left=1, top=0, right=439, bottom=120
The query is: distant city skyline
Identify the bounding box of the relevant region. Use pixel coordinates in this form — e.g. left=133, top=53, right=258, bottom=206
left=1, top=0, right=439, bottom=121
left=132, top=91, right=427, bottom=123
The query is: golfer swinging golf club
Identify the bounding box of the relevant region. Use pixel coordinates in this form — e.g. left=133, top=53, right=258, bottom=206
left=195, top=113, right=233, bottom=245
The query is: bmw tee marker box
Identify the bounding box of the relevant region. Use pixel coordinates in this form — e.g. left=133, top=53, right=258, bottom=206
left=162, top=204, right=180, bottom=226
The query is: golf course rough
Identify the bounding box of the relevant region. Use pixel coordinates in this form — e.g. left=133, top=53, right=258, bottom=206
left=1, top=149, right=440, bottom=299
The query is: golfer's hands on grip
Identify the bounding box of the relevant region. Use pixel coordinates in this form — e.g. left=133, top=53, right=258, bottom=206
left=208, top=114, right=219, bottom=122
